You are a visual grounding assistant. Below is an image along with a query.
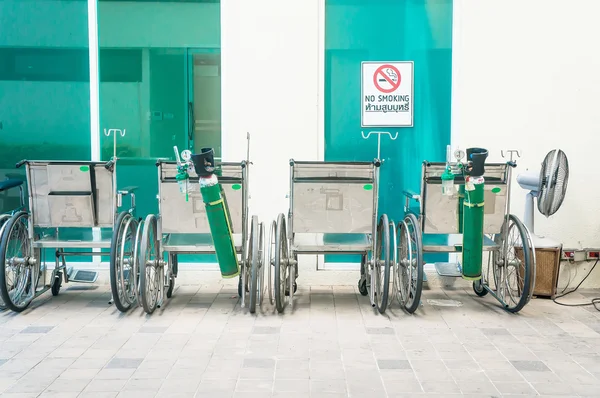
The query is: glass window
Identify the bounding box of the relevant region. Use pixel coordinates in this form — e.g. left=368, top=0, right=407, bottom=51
left=0, top=0, right=91, bottom=212
left=98, top=0, right=221, bottom=263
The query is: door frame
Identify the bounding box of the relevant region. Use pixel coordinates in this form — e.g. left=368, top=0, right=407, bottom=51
left=185, top=47, right=221, bottom=156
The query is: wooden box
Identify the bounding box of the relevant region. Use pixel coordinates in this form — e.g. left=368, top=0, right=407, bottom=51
left=516, top=246, right=561, bottom=298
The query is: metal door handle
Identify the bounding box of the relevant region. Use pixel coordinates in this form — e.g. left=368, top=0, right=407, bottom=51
left=188, top=102, right=194, bottom=144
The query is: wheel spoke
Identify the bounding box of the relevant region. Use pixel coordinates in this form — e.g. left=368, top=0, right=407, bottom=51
left=490, top=215, right=533, bottom=313
left=0, top=213, right=38, bottom=312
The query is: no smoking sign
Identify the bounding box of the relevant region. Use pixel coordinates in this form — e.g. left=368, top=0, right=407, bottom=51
left=361, top=61, right=414, bottom=127
left=373, top=65, right=401, bottom=93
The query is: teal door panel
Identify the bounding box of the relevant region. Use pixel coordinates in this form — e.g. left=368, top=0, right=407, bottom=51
left=324, top=0, right=453, bottom=264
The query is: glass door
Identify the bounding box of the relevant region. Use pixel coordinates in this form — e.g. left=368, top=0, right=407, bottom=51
left=186, top=49, right=221, bottom=158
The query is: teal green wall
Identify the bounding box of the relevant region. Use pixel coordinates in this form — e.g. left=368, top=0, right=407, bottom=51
left=98, top=2, right=220, bottom=49
left=0, top=0, right=92, bottom=260
left=0, top=2, right=91, bottom=191
left=0, top=1, right=221, bottom=264
left=98, top=1, right=221, bottom=263
left=324, top=0, right=453, bottom=263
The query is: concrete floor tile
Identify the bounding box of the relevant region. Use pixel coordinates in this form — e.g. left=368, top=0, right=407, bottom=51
left=84, top=379, right=127, bottom=393
left=235, top=379, right=273, bottom=393
left=310, top=360, right=345, bottom=380
left=0, top=282, right=599, bottom=398
left=310, top=379, right=347, bottom=394
left=420, top=380, right=460, bottom=394
left=493, top=381, right=537, bottom=395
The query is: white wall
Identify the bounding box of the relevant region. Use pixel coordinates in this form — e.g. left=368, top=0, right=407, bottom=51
left=221, top=0, right=321, bottom=225
left=223, top=0, right=600, bottom=289
left=452, top=0, right=600, bottom=287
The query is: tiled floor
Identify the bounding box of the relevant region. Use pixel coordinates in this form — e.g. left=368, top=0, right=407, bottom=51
left=2, top=273, right=600, bottom=398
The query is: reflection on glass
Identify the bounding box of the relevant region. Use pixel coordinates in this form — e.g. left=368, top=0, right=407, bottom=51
left=0, top=0, right=91, bottom=262
left=0, top=1, right=90, bottom=213
left=98, top=1, right=221, bottom=263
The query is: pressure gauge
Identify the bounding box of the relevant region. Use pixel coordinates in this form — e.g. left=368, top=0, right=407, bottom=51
left=454, top=149, right=465, bottom=161
left=181, top=150, right=192, bottom=162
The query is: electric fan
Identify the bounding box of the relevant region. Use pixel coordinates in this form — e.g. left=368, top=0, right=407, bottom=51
left=516, top=149, right=569, bottom=297
left=517, top=149, right=569, bottom=232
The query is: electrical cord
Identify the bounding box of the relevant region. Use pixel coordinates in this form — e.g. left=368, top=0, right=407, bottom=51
left=560, top=258, right=578, bottom=294
left=552, top=259, right=600, bottom=311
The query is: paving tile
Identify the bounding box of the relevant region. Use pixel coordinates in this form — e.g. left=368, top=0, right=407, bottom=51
left=79, top=393, right=119, bottom=398
left=383, top=378, right=423, bottom=394
left=310, top=360, right=345, bottom=380
left=310, top=379, right=347, bottom=394
left=242, top=358, right=275, bottom=368
left=273, top=379, right=310, bottom=393
left=20, top=326, right=55, bottom=334
left=493, top=381, right=537, bottom=395
left=570, top=382, right=600, bottom=396
left=155, top=392, right=195, bottom=398
left=532, top=382, right=577, bottom=395
left=1, top=284, right=600, bottom=398
left=45, top=378, right=91, bottom=393
left=94, top=368, right=135, bottom=380
left=39, top=392, right=80, bottom=398
left=235, top=379, right=273, bottom=393
left=377, top=359, right=411, bottom=370
left=366, top=327, right=394, bottom=335
left=59, top=368, right=100, bottom=380
left=456, top=380, right=500, bottom=395
left=185, top=302, right=212, bottom=308
left=84, top=379, right=127, bottom=392
left=252, top=326, right=279, bottom=334
left=307, top=394, right=347, bottom=398
left=87, top=301, right=111, bottom=308
left=5, top=378, right=53, bottom=394
left=484, top=367, right=526, bottom=382
left=69, top=358, right=109, bottom=370
left=450, top=368, right=489, bottom=382
left=272, top=393, right=310, bottom=398
left=346, top=379, right=386, bottom=396
left=481, top=327, right=511, bottom=336
left=443, top=359, right=480, bottom=370
left=511, top=360, right=551, bottom=372
left=196, top=379, right=237, bottom=394
left=519, top=370, right=563, bottom=383
left=276, top=359, right=309, bottom=370
left=105, top=358, right=143, bottom=369
left=160, top=377, right=201, bottom=393
left=138, top=326, right=168, bottom=334
left=122, top=377, right=164, bottom=391
left=420, top=380, right=460, bottom=394
left=116, top=392, right=155, bottom=398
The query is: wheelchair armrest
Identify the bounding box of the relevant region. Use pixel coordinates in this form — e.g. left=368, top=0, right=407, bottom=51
left=0, top=179, right=23, bottom=193
left=403, top=190, right=420, bottom=201
left=118, top=186, right=138, bottom=196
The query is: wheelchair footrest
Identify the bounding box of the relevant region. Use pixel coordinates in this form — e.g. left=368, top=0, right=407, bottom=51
left=67, top=267, right=99, bottom=283
left=434, top=262, right=462, bottom=277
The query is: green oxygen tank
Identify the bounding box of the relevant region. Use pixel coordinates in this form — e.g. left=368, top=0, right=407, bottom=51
left=461, top=148, right=488, bottom=280
left=191, top=148, right=240, bottom=279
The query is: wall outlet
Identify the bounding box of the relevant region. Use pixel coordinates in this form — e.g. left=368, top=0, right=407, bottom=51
left=562, top=249, right=577, bottom=261
left=585, top=249, right=600, bottom=261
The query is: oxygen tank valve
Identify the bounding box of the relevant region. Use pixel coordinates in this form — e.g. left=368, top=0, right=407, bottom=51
left=466, top=148, right=488, bottom=177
